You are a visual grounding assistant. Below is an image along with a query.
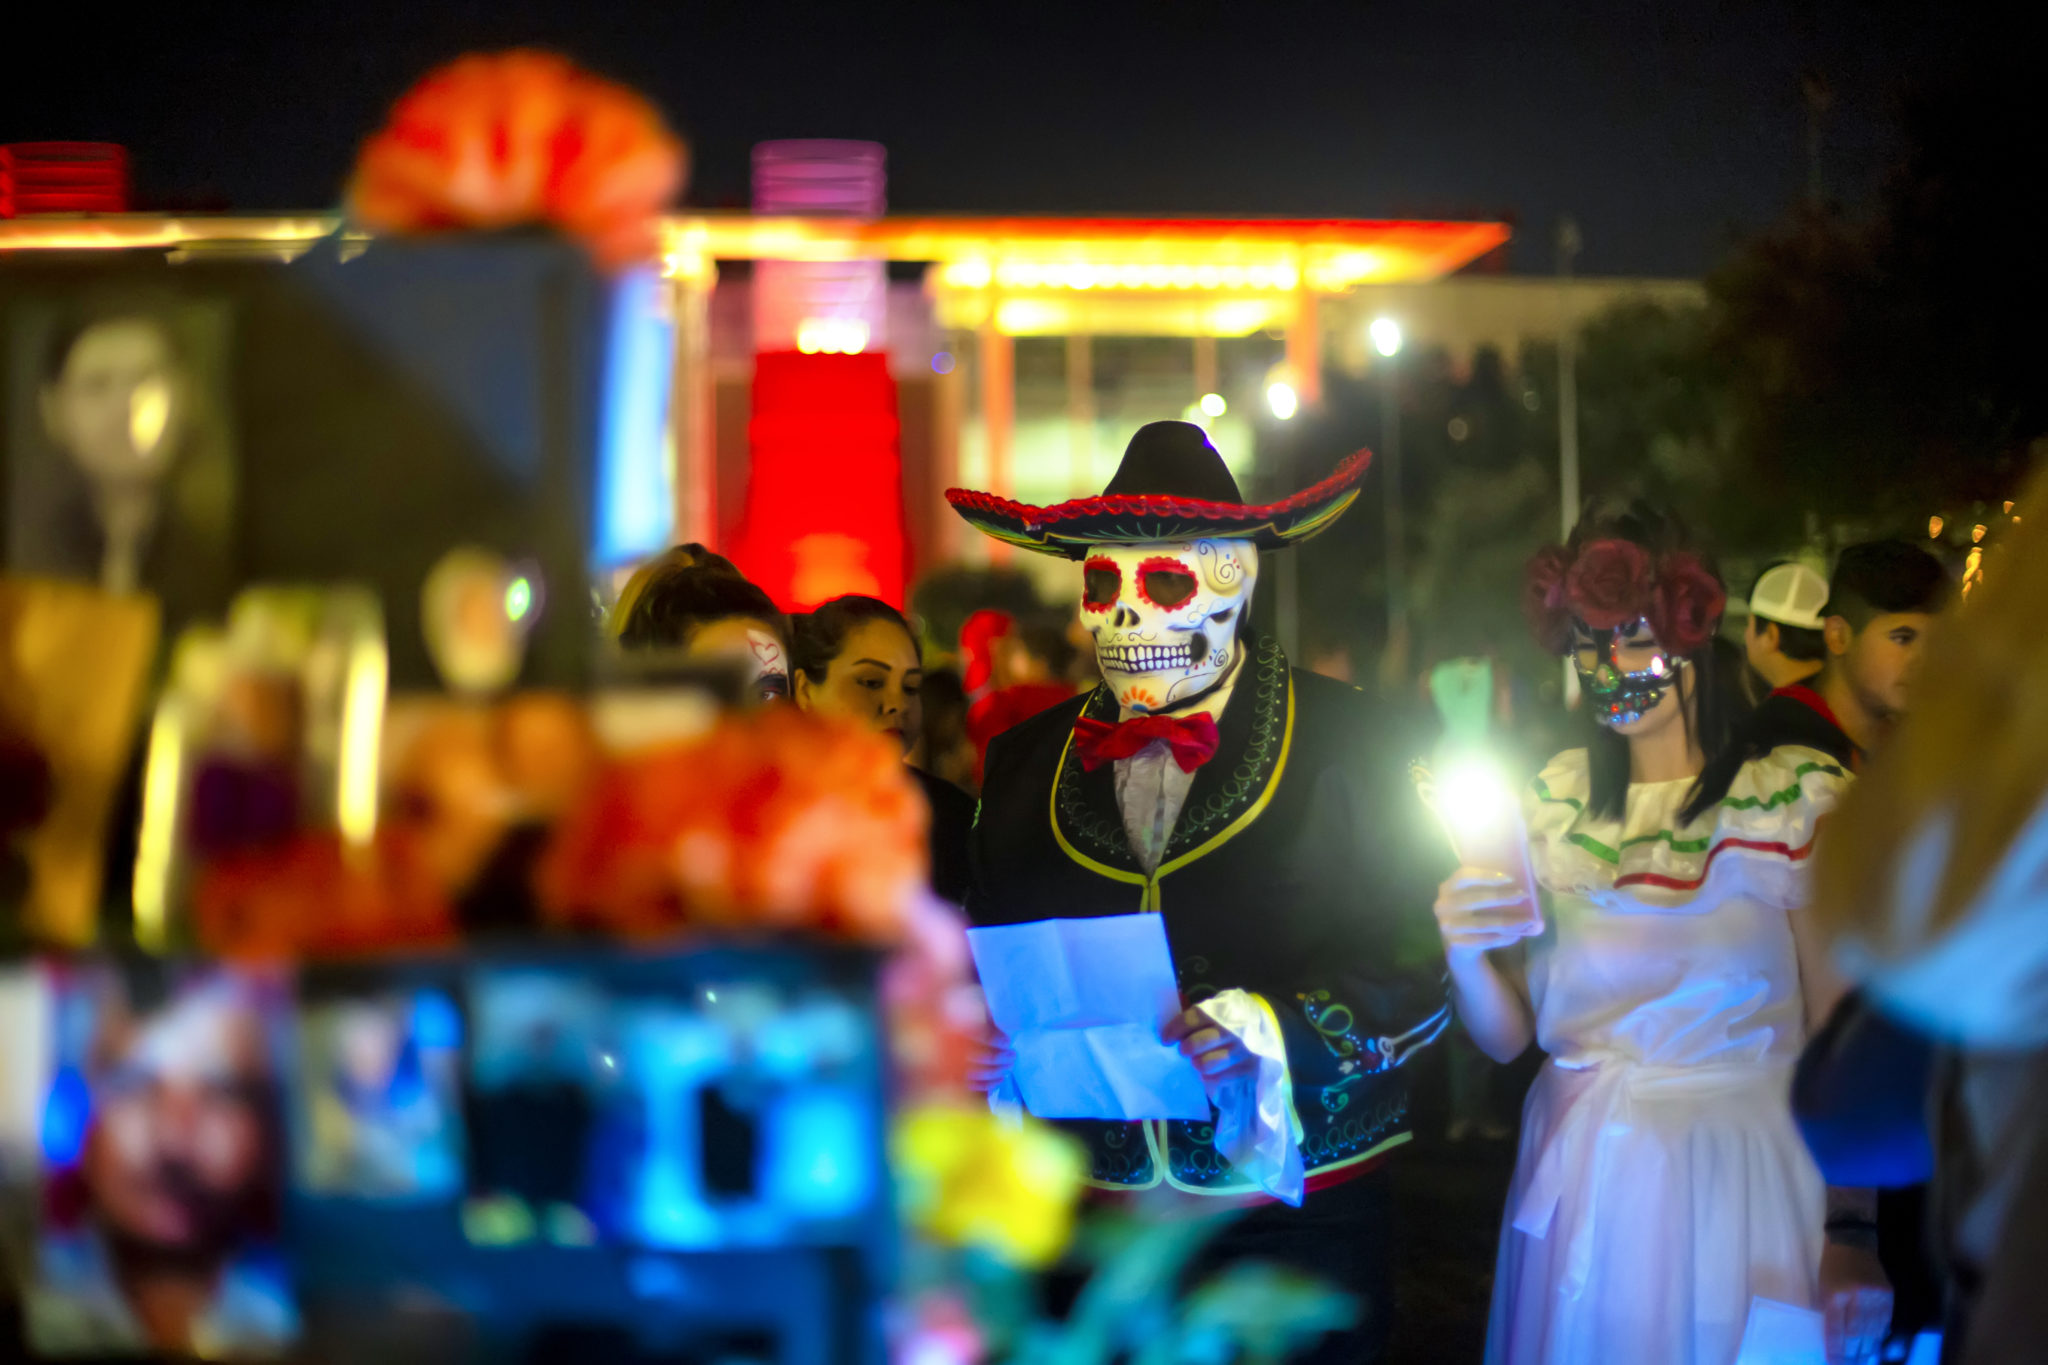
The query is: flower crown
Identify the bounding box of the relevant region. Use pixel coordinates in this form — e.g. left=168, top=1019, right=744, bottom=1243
left=1522, top=538, right=1727, bottom=656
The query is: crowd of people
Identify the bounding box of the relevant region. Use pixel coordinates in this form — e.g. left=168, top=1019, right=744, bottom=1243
left=603, top=542, right=1092, bottom=912
left=595, top=415, right=2038, bottom=1365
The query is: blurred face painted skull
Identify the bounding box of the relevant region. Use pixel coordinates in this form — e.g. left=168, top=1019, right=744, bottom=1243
left=1082, top=539, right=1258, bottom=713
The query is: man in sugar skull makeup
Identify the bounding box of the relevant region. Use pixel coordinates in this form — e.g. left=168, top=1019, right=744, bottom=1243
left=950, top=421, right=1451, bottom=1363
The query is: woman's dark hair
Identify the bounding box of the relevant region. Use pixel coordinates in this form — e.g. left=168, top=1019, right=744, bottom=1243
left=791, top=595, right=918, bottom=683
left=615, top=560, right=785, bottom=651
left=1561, top=501, right=1746, bottom=821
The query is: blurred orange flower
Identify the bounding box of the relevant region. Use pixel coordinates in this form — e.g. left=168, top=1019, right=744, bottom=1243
left=535, top=706, right=927, bottom=942
left=347, top=50, right=686, bottom=270
left=195, top=830, right=456, bottom=961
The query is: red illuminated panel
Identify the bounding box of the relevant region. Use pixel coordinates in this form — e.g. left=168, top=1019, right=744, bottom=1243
left=730, top=351, right=908, bottom=612
left=0, top=143, right=129, bottom=217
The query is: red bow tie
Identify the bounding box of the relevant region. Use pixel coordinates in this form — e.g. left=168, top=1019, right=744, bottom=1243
left=1071, top=712, right=1220, bottom=773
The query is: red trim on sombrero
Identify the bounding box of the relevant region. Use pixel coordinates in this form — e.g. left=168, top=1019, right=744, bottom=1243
left=1612, top=833, right=1818, bottom=893
left=946, top=448, right=1372, bottom=528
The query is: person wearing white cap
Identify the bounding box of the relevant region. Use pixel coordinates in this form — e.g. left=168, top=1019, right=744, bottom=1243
left=1744, top=560, right=1830, bottom=695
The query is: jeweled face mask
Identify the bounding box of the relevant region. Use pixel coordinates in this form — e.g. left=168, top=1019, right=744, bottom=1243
left=1571, top=618, right=1680, bottom=727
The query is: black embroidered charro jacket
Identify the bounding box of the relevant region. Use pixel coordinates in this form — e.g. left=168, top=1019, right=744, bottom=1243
left=966, top=635, right=1451, bottom=1196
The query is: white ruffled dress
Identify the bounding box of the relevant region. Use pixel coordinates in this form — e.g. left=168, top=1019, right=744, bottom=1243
left=1485, top=745, right=1848, bottom=1365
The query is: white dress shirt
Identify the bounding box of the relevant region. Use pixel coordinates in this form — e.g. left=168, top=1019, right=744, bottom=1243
left=1111, top=650, right=1243, bottom=873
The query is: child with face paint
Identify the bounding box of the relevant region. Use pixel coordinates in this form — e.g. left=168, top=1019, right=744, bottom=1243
left=611, top=548, right=792, bottom=705
left=1438, top=503, right=1893, bottom=1365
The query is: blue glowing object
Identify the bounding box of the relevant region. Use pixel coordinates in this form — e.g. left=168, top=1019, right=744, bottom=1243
left=411, top=990, right=462, bottom=1050
left=595, top=265, right=676, bottom=568
left=41, top=1067, right=89, bottom=1166
left=763, top=1087, right=873, bottom=1220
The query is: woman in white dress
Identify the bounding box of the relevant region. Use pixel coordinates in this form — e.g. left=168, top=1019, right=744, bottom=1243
left=1435, top=506, right=1893, bottom=1365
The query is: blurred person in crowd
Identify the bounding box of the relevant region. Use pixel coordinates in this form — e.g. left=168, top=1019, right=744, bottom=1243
left=31, top=972, right=294, bottom=1356
left=1062, top=610, right=1101, bottom=691
left=953, top=422, right=1447, bottom=1364
left=1744, top=560, right=1831, bottom=702
left=1701, top=540, right=1949, bottom=790
left=1440, top=503, right=1891, bottom=1365
left=612, top=547, right=790, bottom=705
left=1811, top=542, right=1950, bottom=759
left=914, top=666, right=977, bottom=793
left=793, top=595, right=973, bottom=905
left=1707, top=540, right=1952, bottom=1354
left=961, top=608, right=1080, bottom=782
left=1795, top=484, right=2046, bottom=1365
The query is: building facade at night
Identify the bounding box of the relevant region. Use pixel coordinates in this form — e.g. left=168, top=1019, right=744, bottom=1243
left=1, top=163, right=1689, bottom=611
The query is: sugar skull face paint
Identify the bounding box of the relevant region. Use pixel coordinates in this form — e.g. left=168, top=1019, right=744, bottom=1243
left=745, top=629, right=790, bottom=704
left=1082, top=538, right=1257, bottom=713
left=1570, top=617, right=1682, bottom=728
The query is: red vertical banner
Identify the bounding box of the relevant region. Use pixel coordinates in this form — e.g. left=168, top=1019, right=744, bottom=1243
left=732, top=351, right=909, bottom=611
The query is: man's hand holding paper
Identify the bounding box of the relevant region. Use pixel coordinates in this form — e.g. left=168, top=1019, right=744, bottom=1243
left=965, top=914, right=1212, bottom=1122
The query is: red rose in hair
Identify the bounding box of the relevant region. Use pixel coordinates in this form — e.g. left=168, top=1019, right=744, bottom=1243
left=1649, top=552, right=1726, bottom=655
left=1564, top=539, right=1652, bottom=630
left=1521, top=545, right=1575, bottom=652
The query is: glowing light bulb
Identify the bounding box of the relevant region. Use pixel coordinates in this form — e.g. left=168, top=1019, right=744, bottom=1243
left=505, top=576, right=534, bottom=623
left=1371, top=317, right=1404, bottom=357
left=1267, top=382, right=1298, bottom=421
left=1199, top=392, right=1227, bottom=418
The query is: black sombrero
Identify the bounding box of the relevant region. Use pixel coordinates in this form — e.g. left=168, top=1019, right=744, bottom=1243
left=946, top=420, right=1371, bottom=559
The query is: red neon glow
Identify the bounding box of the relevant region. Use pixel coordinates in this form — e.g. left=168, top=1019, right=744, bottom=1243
left=729, top=351, right=908, bottom=612
left=0, top=143, right=128, bottom=217
left=1081, top=557, right=1120, bottom=612
left=1135, top=555, right=1197, bottom=610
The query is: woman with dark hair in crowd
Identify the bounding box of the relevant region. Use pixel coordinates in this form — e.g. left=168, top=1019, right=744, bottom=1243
left=1434, top=502, right=1891, bottom=1365
left=611, top=548, right=790, bottom=705
left=791, top=595, right=973, bottom=905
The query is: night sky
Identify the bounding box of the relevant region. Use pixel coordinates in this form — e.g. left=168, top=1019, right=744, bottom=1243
left=1, top=1, right=1980, bottom=276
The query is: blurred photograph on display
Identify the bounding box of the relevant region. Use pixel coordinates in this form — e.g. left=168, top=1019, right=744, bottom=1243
left=295, top=989, right=465, bottom=1201
left=27, top=962, right=297, bottom=1357
left=5, top=294, right=237, bottom=633
left=463, top=971, right=609, bottom=1248
left=462, top=967, right=880, bottom=1253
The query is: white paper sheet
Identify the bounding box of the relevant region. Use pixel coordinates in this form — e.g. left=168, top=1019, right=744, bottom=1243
left=1735, top=1298, right=1826, bottom=1365
left=966, top=914, right=1212, bottom=1122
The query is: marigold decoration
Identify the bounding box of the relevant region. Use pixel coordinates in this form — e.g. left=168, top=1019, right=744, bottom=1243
left=894, top=1104, right=1089, bottom=1270
left=1523, top=539, right=1725, bottom=655
left=535, top=705, right=926, bottom=941
left=194, top=831, right=456, bottom=960
left=347, top=50, right=686, bottom=270
left=384, top=694, right=605, bottom=899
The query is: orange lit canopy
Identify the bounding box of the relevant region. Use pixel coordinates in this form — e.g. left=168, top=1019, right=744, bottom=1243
left=0, top=212, right=1510, bottom=336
